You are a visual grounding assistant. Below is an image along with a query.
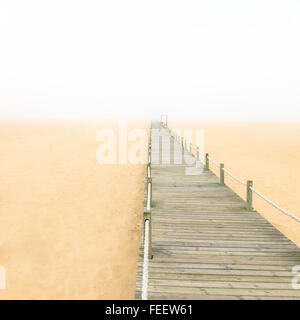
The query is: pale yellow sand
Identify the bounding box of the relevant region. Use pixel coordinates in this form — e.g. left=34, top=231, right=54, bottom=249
left=171, top=122, right=300, bottom=247
left=1, top=120, right=299, bottom=299
left=0, top=121, right=146, bottom=299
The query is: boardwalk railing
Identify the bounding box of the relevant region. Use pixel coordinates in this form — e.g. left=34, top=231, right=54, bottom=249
left=141, top=125, right=153, bottom=300
left=166, top=123, right=300, bottom=224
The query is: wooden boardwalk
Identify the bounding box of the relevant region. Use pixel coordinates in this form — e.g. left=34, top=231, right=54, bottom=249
left=135, top=122, right=300, bottom=300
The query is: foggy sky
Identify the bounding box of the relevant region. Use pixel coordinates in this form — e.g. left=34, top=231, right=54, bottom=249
left=0, top=0, right=300, bottom=120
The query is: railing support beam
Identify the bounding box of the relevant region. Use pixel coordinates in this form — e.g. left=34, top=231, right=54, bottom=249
left=247, top=180, right=253, bottom=211
left=220, top=163, right=225, bottom=185
left=205, top=153, right=209, bottom=170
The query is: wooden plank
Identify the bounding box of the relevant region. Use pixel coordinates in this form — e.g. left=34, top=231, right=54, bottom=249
left=146, top=257, right=299, bottom=267
left=137, top=272, right=292, bottom=283
left=152, top=248, right=300, bottom=257
left=153, top=243, right=299, bottom=252
left=152, top=229, right=288, bottom=238
left=136, top=278, right=296, bottom=290
left=152, top=240, right=296, bottom=249
left=145, top=285, right=300, bottom=298
left=152, top=234, right=291, bottom=244
left=138, top=261, right=293, bottom=271
left=136, top=291, right=300, bottom=300
left=137, top=266, right=296, bottom=277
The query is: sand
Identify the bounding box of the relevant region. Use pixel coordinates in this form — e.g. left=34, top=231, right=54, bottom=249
left=1, top=120, right=300, bottom=299
left=0, top=121, right=147, bottom=299
left=171, top=122, right=300, bottom=247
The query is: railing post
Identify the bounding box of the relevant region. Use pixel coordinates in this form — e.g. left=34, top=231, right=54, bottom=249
left=196, top=147, right=200, bottom=161
left=205, top=153, right=209, bottom=170
left=247, top=180, right=253, bottom=210
left=147, top=177, right=152, bottom=208
left=189, top=142, right=192, bottom=154
left=184, top=139, right=187, bottom=150
left=160, top=114, right=168, bottom=127
left=144, top=129, right=153, bottom=260
left=181, top=137, right=184, bottom=148
left=220, top=163, right=225, bottom=185
left=143, top=210, right=152, bottom=259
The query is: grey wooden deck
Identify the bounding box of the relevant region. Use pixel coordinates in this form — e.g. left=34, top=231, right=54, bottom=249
left=135, top=122, right=300, bottom=300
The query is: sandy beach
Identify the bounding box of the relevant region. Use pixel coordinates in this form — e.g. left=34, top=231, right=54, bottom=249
left=171, top=122, right=300, bottom=247
left=1, top=120, right=300, bottom=299
left=0, top=121, right=147, bottom=299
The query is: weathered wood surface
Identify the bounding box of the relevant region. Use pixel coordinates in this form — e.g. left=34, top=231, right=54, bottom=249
left=135, top=122, right=300, bottom=300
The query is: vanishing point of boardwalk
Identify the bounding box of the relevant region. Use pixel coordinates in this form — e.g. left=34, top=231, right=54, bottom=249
left=135, top=121, right=300, bottom=300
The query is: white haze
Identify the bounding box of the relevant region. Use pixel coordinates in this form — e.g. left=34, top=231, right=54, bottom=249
left=0, top=0, right=300, bottom=121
